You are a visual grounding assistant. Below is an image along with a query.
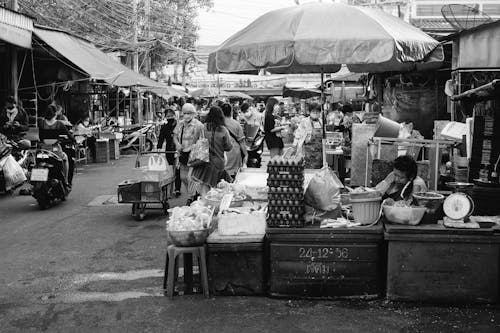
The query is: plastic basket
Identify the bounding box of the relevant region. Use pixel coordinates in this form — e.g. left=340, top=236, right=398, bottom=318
left=350, top=196, right=381, bottom=225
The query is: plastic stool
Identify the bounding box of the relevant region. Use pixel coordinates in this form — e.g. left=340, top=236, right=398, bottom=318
left=163, top=244, right=209, bottom=299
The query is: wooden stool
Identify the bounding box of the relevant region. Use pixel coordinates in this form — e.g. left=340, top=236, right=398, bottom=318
left=163, top=244, right=209, bottom=299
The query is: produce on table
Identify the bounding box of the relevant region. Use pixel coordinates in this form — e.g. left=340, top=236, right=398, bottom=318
left=166, top=202, right=213, bottom=231
left=204, top=180, right=247, bottom=202
left=350, top=186, right=377, bottom=194
left=382, top=198, right=426, bottom=225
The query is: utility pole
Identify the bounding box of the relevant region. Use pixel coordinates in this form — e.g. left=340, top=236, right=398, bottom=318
left=144, top=0, right=151, bottom=121
left=132, top=0, right=139, bottom=73
left=132, top=0, right=141, bottom=123
left=145, top=0, right=151, bottom=75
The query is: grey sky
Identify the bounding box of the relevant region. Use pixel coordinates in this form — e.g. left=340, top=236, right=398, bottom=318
left=196, top=0, right=319, bottom=45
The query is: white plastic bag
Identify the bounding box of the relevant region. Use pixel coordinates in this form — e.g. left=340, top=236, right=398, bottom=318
left=0, top=155, right=26, bottom=190
left=304, top=166, right=343, bottom=211
left=148, top=154, right=167, bottom=171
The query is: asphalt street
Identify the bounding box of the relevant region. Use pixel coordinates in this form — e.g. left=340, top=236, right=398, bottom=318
left=0, top=155, right=499, bottom=333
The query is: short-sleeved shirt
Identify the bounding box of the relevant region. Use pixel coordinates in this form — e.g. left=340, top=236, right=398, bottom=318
left=174, top=118, right=204, bottom=152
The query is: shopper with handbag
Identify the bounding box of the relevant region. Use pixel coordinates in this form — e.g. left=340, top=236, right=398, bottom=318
left=221, top=103, right=247, bottom=180
left=173, top=103, right=204, bottom=205
left=157, top=107, right=181, bottom=197
left=191, top=106, right=233, bottom=196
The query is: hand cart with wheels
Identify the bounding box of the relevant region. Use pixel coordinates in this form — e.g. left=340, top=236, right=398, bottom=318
left=117, top=150, right=176, bottom=221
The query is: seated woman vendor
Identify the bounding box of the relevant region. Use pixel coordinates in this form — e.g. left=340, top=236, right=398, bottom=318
left=375, top=155, right=427, bottom=202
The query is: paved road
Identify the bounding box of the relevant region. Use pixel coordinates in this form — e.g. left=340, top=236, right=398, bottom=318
left=0, top=156, right=499, bottom=332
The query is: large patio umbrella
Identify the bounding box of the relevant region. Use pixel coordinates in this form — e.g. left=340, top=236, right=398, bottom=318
left=207, top=2, right=443, bottom=75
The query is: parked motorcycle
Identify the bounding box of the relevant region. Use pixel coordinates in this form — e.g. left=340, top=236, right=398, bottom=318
left=30, top=136, right=72, bottom=209
left=244, top=124, right=265, bottom=168
left=0, top=134, right=33, bottom=193
left=118, top=123, right=156, bottom=152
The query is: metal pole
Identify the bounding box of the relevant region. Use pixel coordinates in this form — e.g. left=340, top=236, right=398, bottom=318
left=321, top=68, right=325, bottom=139
left=8, top=0, right=19, bottom=100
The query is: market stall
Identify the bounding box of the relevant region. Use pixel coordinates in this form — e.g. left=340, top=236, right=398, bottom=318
left=160, top=2, right=500, bottom=303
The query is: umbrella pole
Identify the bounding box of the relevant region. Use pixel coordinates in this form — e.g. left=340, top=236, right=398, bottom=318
left=217, top=72, right=220, bottom=97
left=321, top=68, right=327, bottom=168
left=321, top=68, right=326, bottom=139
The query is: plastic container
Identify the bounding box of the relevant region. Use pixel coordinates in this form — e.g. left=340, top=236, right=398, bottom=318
left=374, top=115, right=401, bottom=138
left=167, top=229, right=211, bottom=247
left=350, top=196, right=381, bottom=225
left=382, top=205, right=426, bottom=226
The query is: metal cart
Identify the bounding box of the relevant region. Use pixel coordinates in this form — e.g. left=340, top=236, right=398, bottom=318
left=117, top=150, right=175, bottom=221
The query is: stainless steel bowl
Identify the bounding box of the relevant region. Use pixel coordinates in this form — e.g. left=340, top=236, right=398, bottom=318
left=167, top=229, right=211, bottom=247
left=413, top=192, right=445, bottom=214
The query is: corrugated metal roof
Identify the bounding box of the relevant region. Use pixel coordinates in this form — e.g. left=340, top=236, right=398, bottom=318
left=411, top=17, right=494, bottom=33
left=34, top=26, right=167, bottom=88
left=0, top=7, right=33, bottom=48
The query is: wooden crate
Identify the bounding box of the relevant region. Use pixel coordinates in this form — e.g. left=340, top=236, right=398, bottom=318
left=385, top=224, right=500, bottom=303
left=95, top=139, right=110, bottom=163
left=267, top=223, right=385, bottom=299
left=207, top=231, right=266, bottom=296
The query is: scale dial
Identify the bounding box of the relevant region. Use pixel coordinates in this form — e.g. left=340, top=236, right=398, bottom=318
left=443, top=193, right=472, bottom=220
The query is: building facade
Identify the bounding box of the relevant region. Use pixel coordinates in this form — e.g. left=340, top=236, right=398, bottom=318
left=410, top=0, right=500, bottom=35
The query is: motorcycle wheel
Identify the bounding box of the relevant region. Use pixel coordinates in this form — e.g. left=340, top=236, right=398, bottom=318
left=37, top=197, right=50, bottom=210
left=145, top=139, right=153, bottom=152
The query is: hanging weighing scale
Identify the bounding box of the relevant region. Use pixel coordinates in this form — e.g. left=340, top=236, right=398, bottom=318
left=443, top=182, right=475, bottom=225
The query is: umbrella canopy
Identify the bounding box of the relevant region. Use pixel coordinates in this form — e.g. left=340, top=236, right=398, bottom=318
left=226, top=91, right=254, bottom=99
left=190, top=87, right=231, bottom=98
left=283, top=86, right=324, bottom=99
left=148, top=86, right=189, bottom=99
left=208, top=2, right=443, bottom=74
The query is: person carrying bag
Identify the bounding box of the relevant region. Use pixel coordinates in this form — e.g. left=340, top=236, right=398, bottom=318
left=173, top=103, right=204, bottom=205
left=191, top=106, right=233, bottom=197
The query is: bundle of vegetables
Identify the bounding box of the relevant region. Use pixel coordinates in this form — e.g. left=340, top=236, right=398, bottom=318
left=166, top=201, right=213, bottom=231
left=204, top=180, right=247, bottom=202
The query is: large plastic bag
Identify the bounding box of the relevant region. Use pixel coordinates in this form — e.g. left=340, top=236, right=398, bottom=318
left=133, top=155, right=174, bottom=187
left=148, top=154, right=167, bottom=171
left=188, top=132, right=209, bottom=167
left=304, top=166, right=343, bottom=211
left=0, top=155, right=26, bottom=190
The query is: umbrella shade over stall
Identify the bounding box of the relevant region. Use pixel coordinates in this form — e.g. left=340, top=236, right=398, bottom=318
left=226, top=91, right=254, bottom=99
left=148, top=86, right=189, bottom=99
left=282, top=86, right=328, bottom=99
left=208, top=2, right=443, bottom=74
left=190, top=87, right=231, bottom=98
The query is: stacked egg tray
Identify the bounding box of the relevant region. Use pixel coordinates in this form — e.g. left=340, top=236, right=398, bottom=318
left=266, top=160, right=305, bottom=228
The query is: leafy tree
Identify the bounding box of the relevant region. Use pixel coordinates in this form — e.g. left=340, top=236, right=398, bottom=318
left=18, top=0, right=213, bottom=80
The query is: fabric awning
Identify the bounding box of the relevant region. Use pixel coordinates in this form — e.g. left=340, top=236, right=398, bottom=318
left=34, top=26, right=165, bottom=88
left=451, top=80, right=500, bottom=102
left=0, top=8, right=33, bottom=48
